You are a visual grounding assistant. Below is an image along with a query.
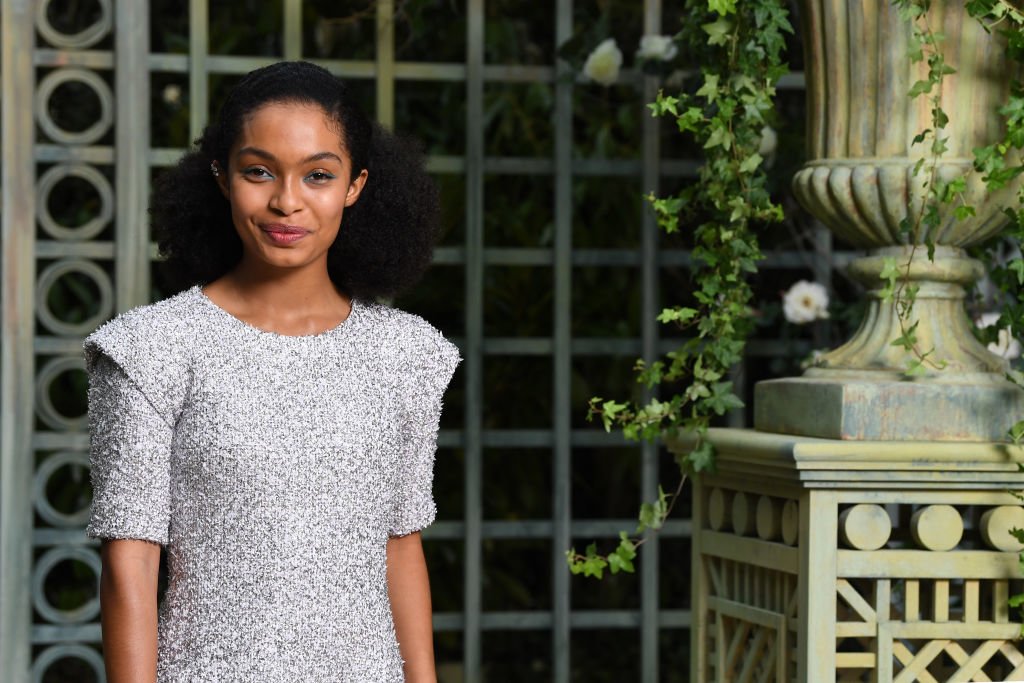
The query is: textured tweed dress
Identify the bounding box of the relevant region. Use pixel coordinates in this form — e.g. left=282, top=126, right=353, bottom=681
left=84, top=285, right=460, bottom=682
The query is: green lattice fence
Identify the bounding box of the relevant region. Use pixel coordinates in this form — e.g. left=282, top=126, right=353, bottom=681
left=0, top=2, right=836, bottom=681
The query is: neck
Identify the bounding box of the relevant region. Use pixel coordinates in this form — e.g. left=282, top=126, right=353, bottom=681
left=220, top=258, right=349, bottom=317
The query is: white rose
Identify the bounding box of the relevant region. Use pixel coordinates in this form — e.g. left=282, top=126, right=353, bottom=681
left=783, top=280, right=829, bottom=324
left=636, top=35, right=678, bottom=62
left=977, top=312, right=1022, bottom=360
left=162, top=84, right=182, bottom=106
left=583, top=38, right=622, bottom=86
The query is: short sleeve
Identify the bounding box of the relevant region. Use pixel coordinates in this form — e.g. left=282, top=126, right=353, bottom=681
left=389, top=330, right=461, bottom=537
left=85, top=353, right=173, bottom=545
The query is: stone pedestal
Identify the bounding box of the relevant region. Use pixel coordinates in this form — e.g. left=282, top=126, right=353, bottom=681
left=683, top=429, right=1024, bottom=682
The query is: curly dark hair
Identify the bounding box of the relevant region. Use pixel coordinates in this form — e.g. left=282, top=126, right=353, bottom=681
left=151, top=61, right=440, bottom=299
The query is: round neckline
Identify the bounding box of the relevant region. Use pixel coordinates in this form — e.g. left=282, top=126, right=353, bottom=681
left=191, top=284, right=358, bottom=340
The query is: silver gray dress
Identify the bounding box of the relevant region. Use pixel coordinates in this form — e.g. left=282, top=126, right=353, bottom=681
left=84, top=285, right=460, bottom=682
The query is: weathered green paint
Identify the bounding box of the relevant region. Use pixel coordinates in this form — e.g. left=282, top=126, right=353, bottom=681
left=5, top=3, right=703, bottom=680
left=758, top=0, right=1024, bottom=441
left=463, top=1, right=485, bottom=679
left=1, top=3, right=37, bottom=681
left=552, top=0, right=574, bottom=679
left=683, top=429, right=1024, bottom=682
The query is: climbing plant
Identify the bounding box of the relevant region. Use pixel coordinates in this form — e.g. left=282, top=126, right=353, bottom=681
left=568, top=0, right=791, bottom=578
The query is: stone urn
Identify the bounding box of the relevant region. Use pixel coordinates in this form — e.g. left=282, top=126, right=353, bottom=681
left=755, top=0, right=1024, bottom=441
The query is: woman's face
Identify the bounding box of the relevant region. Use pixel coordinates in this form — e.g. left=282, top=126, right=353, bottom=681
left=217, top=101, right=367, bottom=276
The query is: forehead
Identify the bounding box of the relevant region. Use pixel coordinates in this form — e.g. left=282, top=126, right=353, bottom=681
left=234, top=102, right=347, bottom=159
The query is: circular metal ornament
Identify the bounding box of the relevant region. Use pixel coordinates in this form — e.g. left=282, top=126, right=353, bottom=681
left=34, top=451, right=92, bottom=528
left=36, top=258, right=113, bottom=337
left=36, top=0, right=112, bottom=49
left=31, top=643, right=105, bottom=683
left=35, top=68, right=114, bottom=146
left=31, top=546, right=101, bottom=624
left=35, top=355, right=88, bottom=431
left=37, top=163, right=114, bottom=241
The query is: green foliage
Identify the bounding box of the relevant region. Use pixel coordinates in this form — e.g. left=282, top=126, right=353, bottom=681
left=965, top=1, right=1024, bottom=628
left=575, top=0, right=790, bottom=580
left=589, top=0, right=789, bottom=464
left=886, top=0, right=964, bottom=374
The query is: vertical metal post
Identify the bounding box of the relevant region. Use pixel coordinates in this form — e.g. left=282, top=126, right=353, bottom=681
left=189, top=0, right=209, bottom=142
left=116, top=0, right=151, bottom=312
left=552, top=0, right=574, bottom=681
left=640, top=5, right=663, bottom=680
left=283, top=0, right=302, bottom=61
left=1, top=1, right=36, bottom=680
left=375, top=0, right=395, bottom=129
left=464, top=0, right=485, bottom=678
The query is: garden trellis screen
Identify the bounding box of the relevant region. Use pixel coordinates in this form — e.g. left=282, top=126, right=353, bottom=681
left=0, top=1, right=817, bottom=681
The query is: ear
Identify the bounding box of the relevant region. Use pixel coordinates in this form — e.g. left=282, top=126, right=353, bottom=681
left=214, top=162, right=229, bottom=199
left=344, top=169, right=369, bottom=207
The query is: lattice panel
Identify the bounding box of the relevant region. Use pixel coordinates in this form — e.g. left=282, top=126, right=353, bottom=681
left=696, top=486, right=801, bottom=683
left=834, top=501, right=1024, bottom=682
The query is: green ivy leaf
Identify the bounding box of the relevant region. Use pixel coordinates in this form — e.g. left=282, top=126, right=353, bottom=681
left=908, top=79, right=934, bottom=97
left=708, top=0, right=736, bottom=15
left=702, top=18, right=732, bottom=47
left=696, top=73, right=720, bottom=102
left=688, top=439, right=716, bottom=473
left=1009, top=420, right=1024, bottom=445
left=739, top=152, right=764, bottom=173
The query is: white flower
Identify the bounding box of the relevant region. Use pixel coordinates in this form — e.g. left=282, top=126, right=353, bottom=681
left=758, top=125, right=778, bottom=168
left=583, top=38, right=623, bottom=86
left=977, top=312, right=1022, bottom=360
left=162, top=84, right=182, bottom=106
left=783, top=280, right=829, bottom=324
left=636, top=35, right=678, bottom=62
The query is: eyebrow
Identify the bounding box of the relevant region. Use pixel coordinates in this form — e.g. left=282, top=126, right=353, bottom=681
left=236, top=147, right=343, bottom=165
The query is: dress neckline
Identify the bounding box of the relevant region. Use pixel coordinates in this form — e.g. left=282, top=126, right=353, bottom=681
left=190, top=284, right=358, bottom=341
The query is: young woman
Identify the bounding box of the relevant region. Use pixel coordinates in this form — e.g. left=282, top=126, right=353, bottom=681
left=84, top=61, right=458, bottom=682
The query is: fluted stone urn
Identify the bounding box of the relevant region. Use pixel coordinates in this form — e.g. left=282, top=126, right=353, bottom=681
left=755, top=0, right=1024, bottom=441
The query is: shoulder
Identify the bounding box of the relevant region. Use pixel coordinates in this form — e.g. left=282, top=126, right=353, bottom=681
left=83, top=289, right=198, bottom=424
left=355, top=300, right=461, bottom=373
left=84, top=288, right=198, bottom=371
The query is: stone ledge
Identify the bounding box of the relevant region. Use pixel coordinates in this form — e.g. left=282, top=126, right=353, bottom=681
left=754, top=376, right=1024, bottom=442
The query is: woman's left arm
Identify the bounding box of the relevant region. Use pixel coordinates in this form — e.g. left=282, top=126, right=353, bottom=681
left=387, top=531, right=437, bottom=683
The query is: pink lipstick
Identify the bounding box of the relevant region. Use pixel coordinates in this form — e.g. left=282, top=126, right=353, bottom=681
left=260, top=223, right=309, bottom=245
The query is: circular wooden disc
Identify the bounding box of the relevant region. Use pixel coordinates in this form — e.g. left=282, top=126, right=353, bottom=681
left=756, top=496, right=781, bottom=541
left=981, top=506, right=1024, bottom=552
left=707, top=488, right=728, bottom=531
left=839, top=504, right=891, bottom=551
left=731, top=492, right=752, bottom=537
left=781, top=499, right=799, bottom=546
left=910, top=505, right=963, bottom=551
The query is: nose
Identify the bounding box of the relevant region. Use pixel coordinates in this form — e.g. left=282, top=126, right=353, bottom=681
left=268, top=177, right=302, bottom=215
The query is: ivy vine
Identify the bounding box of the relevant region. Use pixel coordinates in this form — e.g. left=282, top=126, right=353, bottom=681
left=567, top=0, right=790, bottom=579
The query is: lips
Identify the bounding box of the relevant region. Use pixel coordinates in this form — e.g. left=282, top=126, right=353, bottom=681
left=260, top=223, right=309, bottom=245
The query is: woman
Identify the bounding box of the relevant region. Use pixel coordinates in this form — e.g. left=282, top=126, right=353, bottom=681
left=85, top=61, right=458, bottom=682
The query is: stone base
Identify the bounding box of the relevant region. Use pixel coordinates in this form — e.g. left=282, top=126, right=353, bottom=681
left=754, top=375, right=1024, bottom=441
left=679, top=429, right=1024, bottom=683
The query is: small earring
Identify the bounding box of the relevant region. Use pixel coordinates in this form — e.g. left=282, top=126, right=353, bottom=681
left=210, top=162, right=219, bottom=177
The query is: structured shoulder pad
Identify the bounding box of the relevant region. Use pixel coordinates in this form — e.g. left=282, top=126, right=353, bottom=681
left=83, top=295, right=194, bottom=428
left=396, top=312, right=461, bottom=406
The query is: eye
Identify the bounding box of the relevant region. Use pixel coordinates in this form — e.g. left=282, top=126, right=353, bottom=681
left=306, top=170, right=336, bottom=184
left=241, top=166, right=273, bottom=180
